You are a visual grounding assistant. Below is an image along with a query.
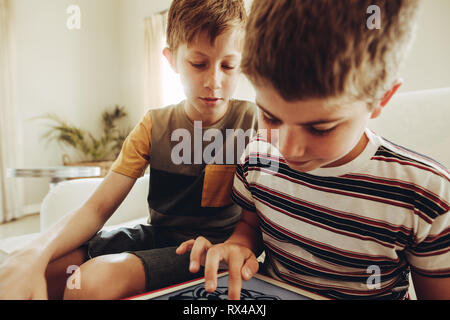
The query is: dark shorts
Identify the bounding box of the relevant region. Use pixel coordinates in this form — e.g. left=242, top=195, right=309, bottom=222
left=84, top=224, right=212, bottom=292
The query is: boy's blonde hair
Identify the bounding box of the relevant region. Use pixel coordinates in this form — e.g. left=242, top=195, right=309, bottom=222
left=242, top=0, right=422, bottom=106
left=166, top=0, right=247, bottom=52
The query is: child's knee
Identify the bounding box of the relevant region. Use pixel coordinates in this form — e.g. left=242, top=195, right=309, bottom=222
left=62, top=259, right=105, bottom=300
left=63, top=253, right=145, bottom=300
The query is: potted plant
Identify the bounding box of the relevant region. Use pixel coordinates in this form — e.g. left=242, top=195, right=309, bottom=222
left=38, top=105, right=132, bottom=177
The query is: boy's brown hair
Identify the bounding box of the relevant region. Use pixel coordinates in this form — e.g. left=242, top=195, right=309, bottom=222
left=166, top=0, right=247, bottom=52
left=242, top=0, right=422, bottom=106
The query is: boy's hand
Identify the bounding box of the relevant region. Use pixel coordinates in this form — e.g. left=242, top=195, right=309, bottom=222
left=176, top=237, right=259, bottom=300
left=0, top=249, right=48, bottom=300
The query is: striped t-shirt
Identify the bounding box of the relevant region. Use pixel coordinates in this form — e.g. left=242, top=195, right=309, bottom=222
left=231, top=129, right=449, bottom=299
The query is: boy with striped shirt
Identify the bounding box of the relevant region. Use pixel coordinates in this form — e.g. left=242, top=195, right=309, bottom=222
left=0, top=0, right=256, bottom=300
left=177, top=0, right=450, bottom=299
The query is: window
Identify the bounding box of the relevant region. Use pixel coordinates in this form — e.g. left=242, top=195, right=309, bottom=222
left=161, top=54, right=185, bottom=106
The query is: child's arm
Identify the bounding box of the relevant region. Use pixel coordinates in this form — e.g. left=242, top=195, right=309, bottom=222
left=411, top=272, right=450, bottom=300
left=176, top=209, right=263, bottom=300
left=0, top=171, right=137, bottom=299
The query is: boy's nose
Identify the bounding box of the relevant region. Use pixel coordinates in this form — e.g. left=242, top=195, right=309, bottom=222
left=204, top=67, right=222, bottom=90
left=277, top=126, right=306, bottom=159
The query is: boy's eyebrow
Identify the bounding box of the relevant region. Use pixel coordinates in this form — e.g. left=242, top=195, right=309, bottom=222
left=256, top=102, right=343, bottom=125
left=189, top=51, right=240, bottom=59
left=190, top=51, right=209, bottom=57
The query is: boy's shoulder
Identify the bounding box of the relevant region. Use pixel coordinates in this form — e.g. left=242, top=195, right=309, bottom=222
left=147, top=101, right=184, bottom=116
left=373, top=134, right=449, bottom=204
left=365, top=133, right=450, bottom=223
left=230, top=99, right=257, bottom=112
left=144, top=101, right=186, bottom=129
left=372, top=133, right=449, bottom=184
left=227, top=99, right=258, bottom=124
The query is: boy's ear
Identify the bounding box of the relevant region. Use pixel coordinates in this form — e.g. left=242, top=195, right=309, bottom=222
left=163, top=47, right=178, bottom=73
left=380, top=80, right=403, bottom=107
left=370, top=80, right=403, bottom=119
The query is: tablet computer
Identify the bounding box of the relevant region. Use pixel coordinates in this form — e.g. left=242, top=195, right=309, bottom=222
left=127, top=272, right=327, bottom=300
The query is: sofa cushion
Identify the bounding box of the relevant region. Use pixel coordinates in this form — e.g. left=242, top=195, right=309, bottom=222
left=369, top=87, right=450, bottom=167
left=40, top=174, right=150, bottom=231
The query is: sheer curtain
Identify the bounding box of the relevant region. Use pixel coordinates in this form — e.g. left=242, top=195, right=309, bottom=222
left=143, top=12, right=167, bottom=110
left=0, top=0, right=25, bottom=223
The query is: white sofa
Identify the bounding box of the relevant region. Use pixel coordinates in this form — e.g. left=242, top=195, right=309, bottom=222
left=369, top=87, right=450, bottom=167
left=0, top=174, right=150, bottom=256
left=0, top=87, right=449, bottom=298
left=40, top=173, right=150, bottom=232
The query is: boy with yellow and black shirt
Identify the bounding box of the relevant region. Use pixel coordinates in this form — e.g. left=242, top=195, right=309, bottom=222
left=0, top=0, right=257, bottom=300
left=112, top=99, right=257, bottom=243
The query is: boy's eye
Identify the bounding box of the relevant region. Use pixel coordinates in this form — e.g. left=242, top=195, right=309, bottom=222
left=261, top=112, right=281, bottom=125
left=190, top=62, right=206, bottom=69
left=222, top=64, right=236, bottom=70
left=308, top=126, right=336, bottom=136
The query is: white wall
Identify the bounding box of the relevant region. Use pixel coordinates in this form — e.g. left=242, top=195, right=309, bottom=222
left=399, top=0, right=450, bottom=92
left=118, top=0, right=171, bottom=125
left=9, top=0, right=450, bottom=212
left=12, top=0, right=122, bottom=208
left=11, top=0, right=173, bottom=211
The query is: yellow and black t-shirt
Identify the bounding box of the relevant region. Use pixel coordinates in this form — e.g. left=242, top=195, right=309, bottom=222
left=111, top=99, right=258, bottom=242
